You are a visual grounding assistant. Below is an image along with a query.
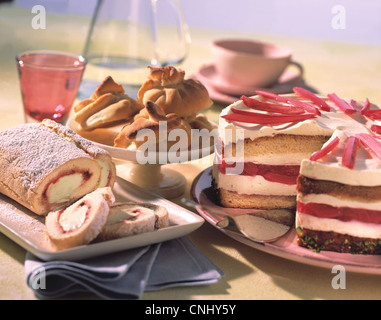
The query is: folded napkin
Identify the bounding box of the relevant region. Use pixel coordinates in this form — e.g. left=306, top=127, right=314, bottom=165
left=25, top=236, right=224, bottom=300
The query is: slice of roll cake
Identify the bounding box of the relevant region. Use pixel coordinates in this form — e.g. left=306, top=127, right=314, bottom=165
left=98, top=202, right=169, bottom=241
left=46, top=187, right=115, bottom=250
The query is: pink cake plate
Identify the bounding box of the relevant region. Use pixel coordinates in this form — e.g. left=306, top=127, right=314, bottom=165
left=191, top=167, right=381, bottom=275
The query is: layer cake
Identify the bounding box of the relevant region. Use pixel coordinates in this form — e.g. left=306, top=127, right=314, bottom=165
left=213, top=88, right=381, bottom=254
left=213, top=90, right=358, bottom=210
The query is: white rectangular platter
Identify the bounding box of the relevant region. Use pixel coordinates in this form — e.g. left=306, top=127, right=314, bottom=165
left=0, top=177, right=204, bottom=261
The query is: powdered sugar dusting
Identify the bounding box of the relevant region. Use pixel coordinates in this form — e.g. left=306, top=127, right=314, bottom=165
left=41, top=119, right=109, bottom=159
left=0, top=123, right=92, bottom=193
left=0, top=194, right=52, bottom=250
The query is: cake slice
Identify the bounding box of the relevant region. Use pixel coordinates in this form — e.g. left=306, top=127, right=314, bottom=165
left=98, top=202, right=169, bottom=240
left=296, top=131, right=381, bottom=254
left=46, top=187, right=115, bottom=250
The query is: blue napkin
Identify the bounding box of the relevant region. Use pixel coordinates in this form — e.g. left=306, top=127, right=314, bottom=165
left=24, top=237, right=224, bottom=300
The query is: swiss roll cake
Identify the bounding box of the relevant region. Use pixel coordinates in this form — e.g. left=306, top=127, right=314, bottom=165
left=0, top=119, right=116, bottom=215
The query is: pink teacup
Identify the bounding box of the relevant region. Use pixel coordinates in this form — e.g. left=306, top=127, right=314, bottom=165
left=211, top=39, right=299, bottom=88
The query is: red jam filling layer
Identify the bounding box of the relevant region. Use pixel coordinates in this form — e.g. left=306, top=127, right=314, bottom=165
left=297, top=201, right=381, bottom=224
left=218, top=161, right=300, bottom=185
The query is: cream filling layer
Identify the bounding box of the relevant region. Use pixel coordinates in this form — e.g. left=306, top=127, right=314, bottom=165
left=59, top=203, right=88, bottom=232
left=296, top=212, right=381, bottom=239
left=222, top=152, right=312, bottom=165
left=300, top=130, right=381, bottom=186
left=297, top=194, right=381, bottom=211
left=216, top=170, right=296, bottom=196
left=47, top=173, right=83, bottom=204
left=300, top=157, right=381, bottom=186
left=97, top=160, right=110, bottom=187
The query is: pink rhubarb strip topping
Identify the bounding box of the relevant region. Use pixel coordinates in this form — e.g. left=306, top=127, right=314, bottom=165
left=240, top=95, right=305, bottom=114
left=309, top=137, right=340, bottom=161
left=256, top=90, right=321, bottom=115
left=293, top=87, right=331, bottom=112
left=342, top=136, right=358, bottom=169
left=327, top=93, right=357, bottom=115
left=371, top=125, right=381, bottom=135
left=356, top=133, right=381, bottom=160
left=222, top=107, right=317, bottom=125
left=360, top=98, right=371, bottom=115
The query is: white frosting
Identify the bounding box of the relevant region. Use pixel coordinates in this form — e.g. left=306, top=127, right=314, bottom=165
left=298, top=193, right=381, bottom=211
left=300, top=130, right=381, bottom=186
left=296, top=212, right=381, bottom=239
left=97, top=160, right=110, bottom=187
left=301, top=157, right=381, bottom=186
left=218, top=97, right=353, bottom=146
left=223, top=152, right=312, bottom=165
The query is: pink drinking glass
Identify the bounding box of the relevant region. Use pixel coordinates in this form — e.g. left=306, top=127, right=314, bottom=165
left=16, top=50, right=87, bottom=123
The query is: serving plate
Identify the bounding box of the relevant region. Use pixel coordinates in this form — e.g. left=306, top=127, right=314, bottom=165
left=191, top=167, right=381, bottom=275
left=0, top=177, right=204, bottom=261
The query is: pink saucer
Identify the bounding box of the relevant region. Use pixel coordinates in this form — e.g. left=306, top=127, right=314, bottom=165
left=194, top=63, right=304, bottom=102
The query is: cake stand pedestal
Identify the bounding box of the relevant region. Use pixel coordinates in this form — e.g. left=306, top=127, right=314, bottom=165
left=94, top=142, right=214, bottom=199
left=116, top=162, right=186, bottom=199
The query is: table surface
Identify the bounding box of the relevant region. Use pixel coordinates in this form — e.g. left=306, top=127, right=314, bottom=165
left=1, top=3, right=381, bottom=300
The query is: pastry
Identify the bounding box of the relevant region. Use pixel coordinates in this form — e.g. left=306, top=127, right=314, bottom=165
left=114, top=100, right=191, bottom=150
left=0, top=119, right=116, bottom=215
left=69, top=66, right=215, bottom=151
left=138, top=66, right=213, bottom=117
left=46, top=187, right=115, bottom=250
left=98, top=202, right=169, bottom=241
left=71, top=76, right=144, bottom=145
